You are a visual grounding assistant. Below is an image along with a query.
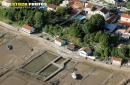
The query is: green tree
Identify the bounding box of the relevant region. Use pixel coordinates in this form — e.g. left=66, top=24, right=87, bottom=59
left=126, top=2, right=130, bottom=9
left=99, top=34, right=109, bottom=48
left=89, top=14, right=105, bottom=32
left=106, top=4, right=118, bottom=14
left=34, top=11, right=44, bottom=29
left=44, top=0, right=63, bottom=5
left=125, top=10, right=130, bottom=14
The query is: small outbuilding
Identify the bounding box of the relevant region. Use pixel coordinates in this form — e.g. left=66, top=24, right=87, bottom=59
left=54, top=37, right=66, bottom=46
left=112, top=57, right=123, bottom=66
left=67, top=43, right=76, bottom=51
left=22, top=24, right=35, bottom=34
left=78, top=47, right=92, bottom=58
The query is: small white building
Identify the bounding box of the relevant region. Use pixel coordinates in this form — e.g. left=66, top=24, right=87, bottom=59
left=22, top=24, right=35, bottom=34
left=94, top=7, right=110, bottom=19
left=54, top=37, right=66, bottom=46
left=47, top=4, right=59, bottom=12
left=84, top=3, right=110, bottom=19
left=112, top=57, right=123, bottom=66
left=78, top=47, right=92, bottom=58
left=60, top=0, right=73, bottom=7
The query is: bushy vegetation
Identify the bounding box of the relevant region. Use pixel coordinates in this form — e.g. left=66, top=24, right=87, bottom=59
left=0, top=7, right=71, bottom=29
left=44, top=0, right=63, bottom=5
left=42, top=14, right=129, bottom=60
left=0, top=7, right=129, bottom=61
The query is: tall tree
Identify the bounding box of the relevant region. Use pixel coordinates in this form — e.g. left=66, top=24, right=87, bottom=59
left=89, top=14, right=105, bottom=32
left=126, top=2, right=130, bottom=9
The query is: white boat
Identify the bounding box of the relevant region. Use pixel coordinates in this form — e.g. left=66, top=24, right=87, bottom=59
left=71, top=72, right=77, bottom=79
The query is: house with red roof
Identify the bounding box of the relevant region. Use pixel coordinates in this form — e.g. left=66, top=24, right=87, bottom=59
left=78, top=47, right=92, bottom=58
left=60, top=0, right=73, bottom=7
left=84, top=3, right=95, bottom=14
left=119, top=13, right=130, bottom=27
left=115, top=27, right=130, bottom=39
left=47, top=4, right=59, bottom=12
left=22, top=24, right=35, bottom=34
left=84, top=3, right=109, bottom=19
left=72, top=1, right=85, bottom=9
left=54, top=37, right=67, bottom=46
left=112, top=57, right=123, bottom=66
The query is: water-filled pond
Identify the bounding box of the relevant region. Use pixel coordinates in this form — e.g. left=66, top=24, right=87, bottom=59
left=40, top=64, right=58, bottom=77
left=23, top=51, right=58, bottom=73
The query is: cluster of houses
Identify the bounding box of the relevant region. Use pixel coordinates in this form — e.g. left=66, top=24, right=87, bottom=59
left=54, top=37, right=125, bottom=67
left=3, top=0, right=130, bottom=67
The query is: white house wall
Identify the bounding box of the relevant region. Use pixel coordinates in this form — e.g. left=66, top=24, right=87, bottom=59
left=47, top=8, right=56, bottom=12
left=55, top=40, right=62, bottom=46
left=22, top=28, right=31, bottom=34
left=112, top=60, right=121, bottom=66
left=79, top=51, right=87, bottom=57
left=121, top=17, right=130, bottom=22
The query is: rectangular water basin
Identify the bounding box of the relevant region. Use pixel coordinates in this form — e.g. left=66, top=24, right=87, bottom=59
left=23, top=51, right=58, bottom=73
left=40, top=64, right=59, bottom=77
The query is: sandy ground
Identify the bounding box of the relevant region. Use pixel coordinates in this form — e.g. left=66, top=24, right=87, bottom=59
left=0, top=25, right=130, bottom=85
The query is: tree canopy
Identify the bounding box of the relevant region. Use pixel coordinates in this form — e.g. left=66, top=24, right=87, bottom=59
left=126, top=2, right=130, bottom=9
left=106, top=4, right=118, bottom=14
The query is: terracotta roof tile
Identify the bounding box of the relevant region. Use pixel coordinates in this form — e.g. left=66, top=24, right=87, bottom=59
left=71, top=0, right=79, bottom=3
left=121, top=13, right=130, bottom=19
left=86, top=3, right=93, bottom=8
left=112, top=57, right=122, bottom=62
left=67, top=43, right=75, bottom=49
left=119, top=20, right=130, bottom=27
left=22, top=24, right=32, bottom=30
left=48, top=4, right=58, bottom=9
left=73, top=2, right=84, bottom=8
left=80, top=47, right=91, bottom=53
left=55, top=37, right=63, bottom=42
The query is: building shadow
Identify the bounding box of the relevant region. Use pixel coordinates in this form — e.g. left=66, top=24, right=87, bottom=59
left=76, top=74, right=83, bottom=80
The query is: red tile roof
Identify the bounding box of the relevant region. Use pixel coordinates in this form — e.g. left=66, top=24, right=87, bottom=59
left=80, top=47, right=91, bottom=53
left=112, top=57, right=122, bottom=62
left=48, top=4, right=58, bottom=9
left=22, top=24, right=32, bottom=30
left=121, top=13, right=130, bottom=19
left=73, top=2, right=84, bottom=8
left=55, top=37, right=63, bottom=42
left=86, top=3, right=93, bottom=8
left=119, top=20, right=130, bottom=27
left=71, top=0, right=79, bottom=3
left=67, top=43, right=75, bottom=49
